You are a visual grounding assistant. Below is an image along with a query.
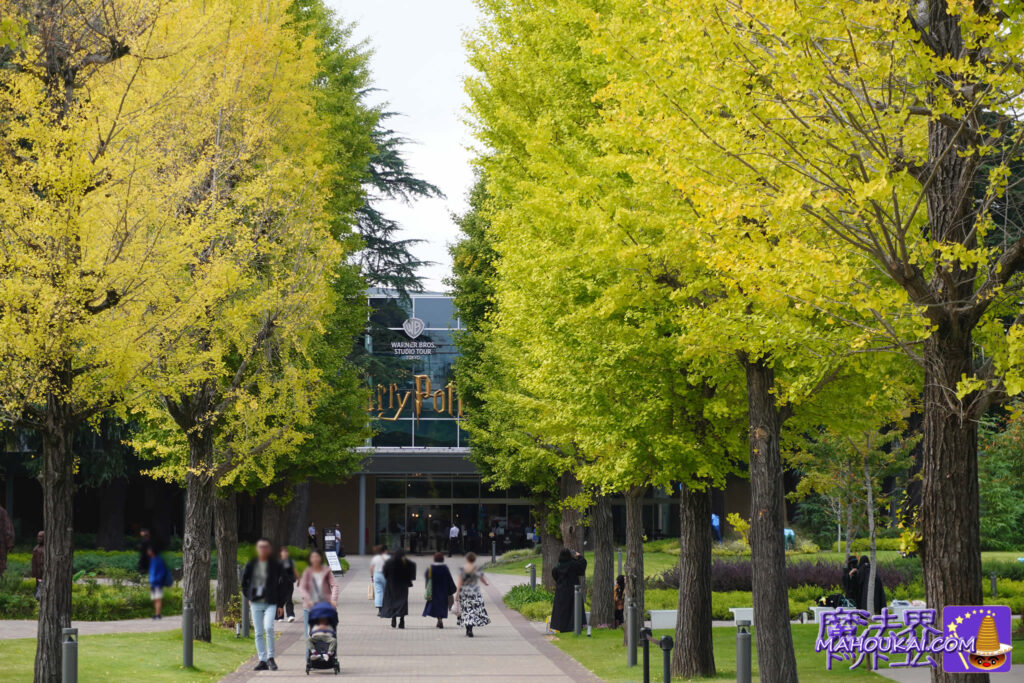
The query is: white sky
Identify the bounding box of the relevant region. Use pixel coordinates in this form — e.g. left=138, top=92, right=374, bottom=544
left=328, top=0, right=481, bottom=291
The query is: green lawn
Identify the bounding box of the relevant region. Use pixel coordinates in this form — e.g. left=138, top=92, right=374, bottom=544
left=0, top=628, right=254, bottom=682
left=552, top=623, right=1024, bottom=683
left=490, top=549, right=1024, bottom=578
left=489, top=550, right=680, bottom=578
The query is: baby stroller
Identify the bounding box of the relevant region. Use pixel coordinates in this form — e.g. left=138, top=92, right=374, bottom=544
left=305, top=601, right=340, bottom=675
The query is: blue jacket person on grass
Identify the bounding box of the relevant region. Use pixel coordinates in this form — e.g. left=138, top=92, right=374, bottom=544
left=147, top=546, right=173, bottom=620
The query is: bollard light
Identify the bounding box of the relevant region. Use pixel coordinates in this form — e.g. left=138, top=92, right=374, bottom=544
left=990, top=572, right=998, bottom=598
left=659, top=636, right=674, bottom=683
left=526, top=563, right=536, bottom=591
left=182, top=598, right=194, bottom=668
left=61, top=628, right=78, bottom=683
left=573, top=585, right=583, bottom=636
left=491, top=540, right=497, bottom=564
left=736, top=619, right=752, bottom=683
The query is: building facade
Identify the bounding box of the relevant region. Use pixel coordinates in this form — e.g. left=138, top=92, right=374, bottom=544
left=307, top=290, right=759, bottom=556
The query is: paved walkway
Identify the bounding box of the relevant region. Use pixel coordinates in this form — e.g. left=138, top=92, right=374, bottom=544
left=0, top=613, right=199, bottom=640
left=222, top=555, right=600, bottom=682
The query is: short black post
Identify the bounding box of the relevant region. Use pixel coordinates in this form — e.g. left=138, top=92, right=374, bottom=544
left=61, top=628, right=78, bottom=683
left=641, top=627, right=652, bottom=683
left=527, top=563, right=536, bottom=591
left=659, top=635, right=674, bottom=683
left=737, top=620, right=752, bottom=683
left=990, top=572, right=998, bottom=598
left=491, top=540, right=497, bottom=564
left=573, top=585, right=583, bottom=635
left=182, top=598, right=194, bottom=668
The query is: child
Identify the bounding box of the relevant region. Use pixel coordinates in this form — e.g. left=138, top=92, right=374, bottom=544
left=613, top=575, right=626, bottom=627
left=307, top=617, right=337, bottom=661
left=147, top=546, right=173, bottom=620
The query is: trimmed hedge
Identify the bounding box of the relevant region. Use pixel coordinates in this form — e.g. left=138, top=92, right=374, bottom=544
left=0, top=577, right=185, bottom=620
left=647, top=559, right=916, bottom=592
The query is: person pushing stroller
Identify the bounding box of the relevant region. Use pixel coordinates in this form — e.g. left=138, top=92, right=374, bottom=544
left=306, top=601, right=340, bottom=675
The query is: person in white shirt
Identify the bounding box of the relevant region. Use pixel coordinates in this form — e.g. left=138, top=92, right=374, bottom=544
left=448, top=522, right=460, bottom=557
left=369, top=545, right=390, bottom=614
left=307, top=522, right=317, bottom=550
left=333, top=525, right=342, bottom=554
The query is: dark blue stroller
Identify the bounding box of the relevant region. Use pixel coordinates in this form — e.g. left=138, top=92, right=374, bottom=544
left=305, top=601, right=340, bottom=675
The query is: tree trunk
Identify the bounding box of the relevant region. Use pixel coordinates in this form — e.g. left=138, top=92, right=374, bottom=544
left=214, top=490, right=239, bottom=625
left=540, top=516, right=565, bottom=589
left=261, top=495, right=289, bottom=549
left=183, top=430, right=214, bottom=642
left=590, top=494, right=614, bottom=627
left=623, top=485, right=645, bottom=626
left=286, top=481, right=311, bottom=547
left=864, top=457, right=878, bottom=614
left=95, top=477, right=127, bottom=550
left=558, top=472, right=585, bottom=553
left=921, top=338, right=983, bottom=683
left=743, top=356, right=797, bottom=683
left=674, top=485, right=715, bottom=677
left=844, top=503, right=855, bottom=560
left=35, top=395, right=75, bottom=683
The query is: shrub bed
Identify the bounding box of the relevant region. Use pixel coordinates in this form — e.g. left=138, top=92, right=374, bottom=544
left=503, top=583, right=553, bottom=622
left=0, top=577, right=184, bottom=620
left=647, top=559, right=916, bottom=592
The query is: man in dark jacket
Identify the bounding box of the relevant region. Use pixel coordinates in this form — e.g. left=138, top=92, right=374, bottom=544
left=136, top=529, right=152, bottom=575
left=241, top=538, right=286, bottom=671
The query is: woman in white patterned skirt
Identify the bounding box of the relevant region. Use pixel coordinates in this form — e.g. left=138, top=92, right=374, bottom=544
left=455, top=552, right=491, bottom=637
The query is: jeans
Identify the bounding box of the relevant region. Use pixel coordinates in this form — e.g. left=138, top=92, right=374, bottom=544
left=373, top=572, right=386, bottom=608
left=250, top=601, right=276, bottom=661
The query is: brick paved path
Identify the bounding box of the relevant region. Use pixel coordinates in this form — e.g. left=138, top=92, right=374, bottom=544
left=222, top=555, right=600, bottom=682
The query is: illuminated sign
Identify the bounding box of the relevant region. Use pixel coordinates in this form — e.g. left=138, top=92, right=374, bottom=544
left=368, top=374, right=463, bottom=421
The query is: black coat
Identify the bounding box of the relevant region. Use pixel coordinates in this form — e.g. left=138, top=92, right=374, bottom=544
left=421, top=563, right=457, bottom=619
left=550, top=556, right=587, bottom=632
left=857, top=563, right=886, bottom=614
left=381, top=555, right=417, bottom=618
left=841, top=567, right=859, bottom=603
left=241, top=558, right=287, bottom=605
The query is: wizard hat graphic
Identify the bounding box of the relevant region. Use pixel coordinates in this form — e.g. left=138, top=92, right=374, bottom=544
left=966, top=614, right=1013, bottom=670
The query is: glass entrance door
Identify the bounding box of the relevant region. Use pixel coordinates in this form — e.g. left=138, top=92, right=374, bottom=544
left=406, top=502, right=451, bottom=556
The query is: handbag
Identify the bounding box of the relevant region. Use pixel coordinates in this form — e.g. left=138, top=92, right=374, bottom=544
left=367, top=583, right=374, bottom=600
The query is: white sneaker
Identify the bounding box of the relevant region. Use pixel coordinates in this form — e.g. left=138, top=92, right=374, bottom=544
left=287, top=616, right=295, bottom=622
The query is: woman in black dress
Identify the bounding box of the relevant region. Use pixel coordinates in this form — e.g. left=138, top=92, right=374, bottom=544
left=857, top=555, right=886, bottom=614
left=381, top=548, right=416, bottom=628
left=422, top=552, right=457, bottom=628
left=549, top=548, right=587, bottom=633
left=840, top=556, right=859, bottom=606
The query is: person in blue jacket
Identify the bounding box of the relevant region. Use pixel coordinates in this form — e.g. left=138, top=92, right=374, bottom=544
left=147, top=546, right=173, bottom=620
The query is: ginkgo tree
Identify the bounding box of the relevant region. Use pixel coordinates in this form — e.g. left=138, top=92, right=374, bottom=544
left=0, top=0, right=291, bottom=676
left=587, top=7, right=1024, bottom=682
left=131, top=0, right=346, bottom=642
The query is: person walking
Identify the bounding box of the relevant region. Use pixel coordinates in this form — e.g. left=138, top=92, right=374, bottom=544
left=31, top=531, right=44, bottom=600
left=381, top=547, right=416, bottom=629
left=147, top=545, right=173, bottom=620
left=370, top=545, right=389, bottom=615
left=448, top=522, right=460, bottom=557
left=613, top=574, right=625, bottom=627
left=136, top=529, right=152, bottom=575
left=0, top=505, right=13, bottom=577
left=307, top=522, right=318, bottom=550
left=241, top=538, right=286, bottom=671
left=455, top=552, right=490, bottom=637
left=299, top=549, right=340, bottom=631
left=550, top=548, right=587, bottom=632
left=422, top=552, right=457, bottom=628
left=277, top=546, right=298, bottom=623
left=333, top=524, right=343, bottom=554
